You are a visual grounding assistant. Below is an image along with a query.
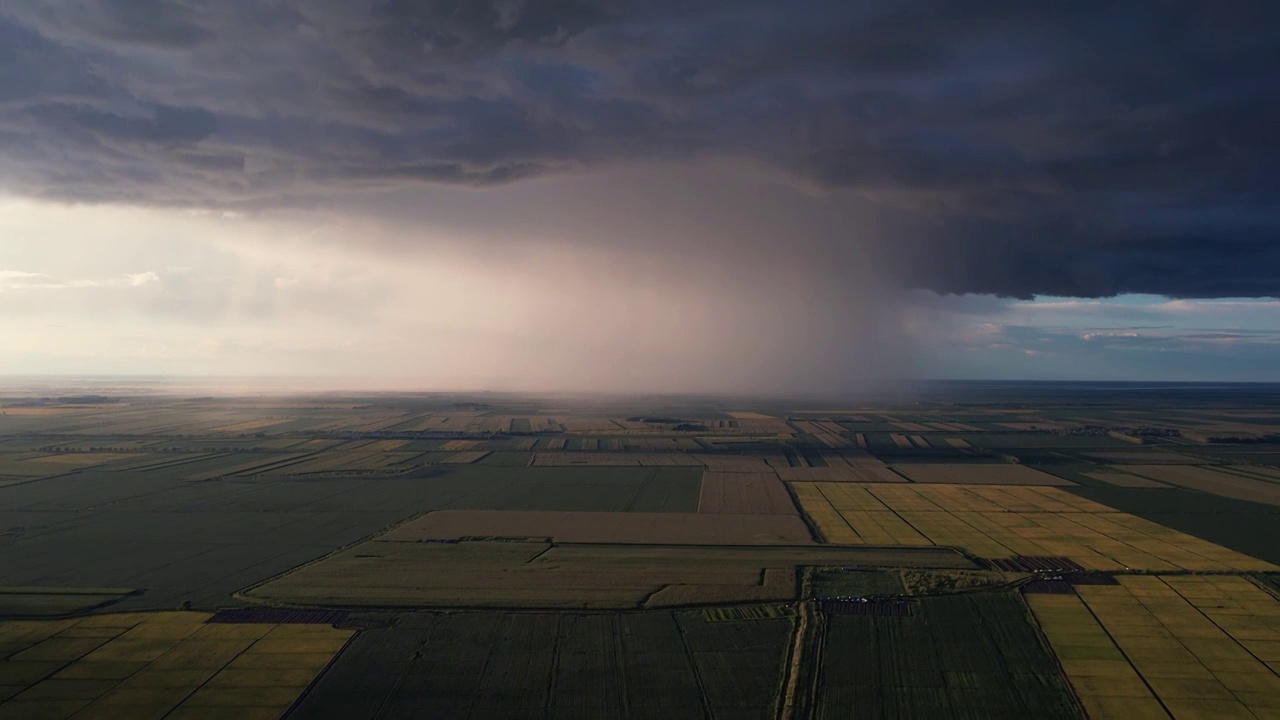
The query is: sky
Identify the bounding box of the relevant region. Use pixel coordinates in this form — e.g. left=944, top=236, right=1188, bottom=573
left=1, top=2, right=1277, bottom=391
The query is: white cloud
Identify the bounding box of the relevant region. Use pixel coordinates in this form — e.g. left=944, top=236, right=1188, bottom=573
left=0, top=270, right=48, bottom=282
left=124, top=271, right=160, bottom=287
left=0, top=270, right=160, bottom=292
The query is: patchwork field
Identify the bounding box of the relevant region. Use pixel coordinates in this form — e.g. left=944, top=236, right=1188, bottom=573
left=5, top=386, right=1280, bottom=718
left=0, top=611, right=351, bottom=719
left=1029, top=575, right=1280, bottom=719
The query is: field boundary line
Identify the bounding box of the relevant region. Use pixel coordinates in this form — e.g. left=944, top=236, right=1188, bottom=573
left=1075, top=587, right=1177, bottom=718
left=812, top=482, right=865, bottom=542
left=1019, top=593, right=1092, bottom=718
left=544, top=614, right=563, bottom=717
left=775, top=599, right=815, bottom=720
left=674, top=610, right=716, bottom=720
left=1164, top=576, right=1280, bottom=673
left=783, top=482, right=827, bottom=543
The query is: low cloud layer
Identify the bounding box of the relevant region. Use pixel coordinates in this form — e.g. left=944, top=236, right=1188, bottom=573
left=0, top=199, right=913, bottom=392
left=1, top=1, right=1277, bottom=299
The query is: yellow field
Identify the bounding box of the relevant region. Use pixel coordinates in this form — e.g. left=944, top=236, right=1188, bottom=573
left=0, top=611, right=352, bottom=719
left=438, top=439, right=480, bottom=451
left=790, top=483, right=930, bottom=545
left=1026, top=593, right=1168, bottom=719
left=1029, top=576, right=1280, bottom=719
left=443, top=451, right=489, bottom=464
left=791, top=483, right=1276, bottom=571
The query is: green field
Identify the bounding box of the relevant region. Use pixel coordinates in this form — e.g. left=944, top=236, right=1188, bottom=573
left=1065, top=484, right=1280, bottom=564
left=814, top=593, right=1080, bottom=719
left=288, top=609, right=791, bottom=719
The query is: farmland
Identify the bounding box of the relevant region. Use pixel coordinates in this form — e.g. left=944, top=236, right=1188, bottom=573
left=814, top=592, right=1080, bottom=719
left=2, top=382, right=1280, bottom=717
left=246, top=539, right=971, bottom=609
left=792, top=482, right=1276, bottom=571
left=1107, top=464, right=1280, bottom=506
left=1027, top=575, right=1280, bottom=718
left=288, top=610, right=792, bottom=720
left=0, top=610, right=352, bottom=719
left=698, top=471, right=796, bottom=514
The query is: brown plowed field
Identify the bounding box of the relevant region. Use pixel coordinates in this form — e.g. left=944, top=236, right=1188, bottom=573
left=697, top=472, right=796, bottom=514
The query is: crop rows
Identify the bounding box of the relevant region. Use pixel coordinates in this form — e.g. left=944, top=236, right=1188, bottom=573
left=1029, top=575, right=1280, bottom=719
left=814, top=592, right=1079, bottom=719
left=793, top=482, right=1277, bottom=571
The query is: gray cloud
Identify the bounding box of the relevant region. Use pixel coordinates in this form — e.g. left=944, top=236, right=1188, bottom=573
left=0, top=1, right=1277, bottom=298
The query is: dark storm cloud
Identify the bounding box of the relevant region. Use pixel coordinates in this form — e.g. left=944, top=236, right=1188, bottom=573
left=0, top=1, right=1277, bottom=298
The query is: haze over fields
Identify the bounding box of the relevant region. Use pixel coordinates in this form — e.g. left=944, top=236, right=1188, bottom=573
left=2, top=2, right=1279, bottom=389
